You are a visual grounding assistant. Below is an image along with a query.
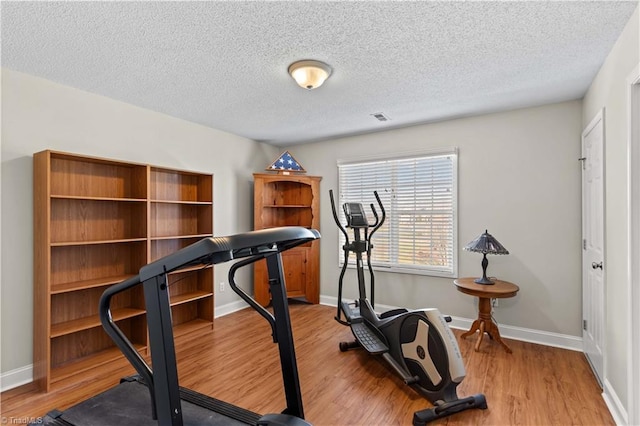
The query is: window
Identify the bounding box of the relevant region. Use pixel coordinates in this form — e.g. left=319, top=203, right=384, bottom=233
left=337, top=149, right=457, bottom=277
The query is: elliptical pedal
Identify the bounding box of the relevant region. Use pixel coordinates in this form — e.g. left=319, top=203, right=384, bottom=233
left=351, top=321, right=388, bottom=354
left=412, top=394, right=488, bottom=425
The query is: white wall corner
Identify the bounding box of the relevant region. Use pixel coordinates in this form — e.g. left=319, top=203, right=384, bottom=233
left=626, top=62, right=640, bottom=426
left=0, top=364, right=33, bottom=392
left=603, top=378, right=629, bottom=426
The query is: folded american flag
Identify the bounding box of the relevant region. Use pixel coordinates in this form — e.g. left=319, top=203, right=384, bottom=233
left=267, top=151, right=306, bottom=172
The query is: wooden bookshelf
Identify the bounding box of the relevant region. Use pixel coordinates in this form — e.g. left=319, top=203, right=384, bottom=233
left=33, top=150, right=213, bottom=391
left=253, top=173, right=321, bottom=306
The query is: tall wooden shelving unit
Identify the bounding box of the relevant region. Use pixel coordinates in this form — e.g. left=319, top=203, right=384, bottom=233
left=33, top=150, right=213, bottom=391
left=149, top=167, right=214, bottom=338
left=253, top=173, right=321, bottom=307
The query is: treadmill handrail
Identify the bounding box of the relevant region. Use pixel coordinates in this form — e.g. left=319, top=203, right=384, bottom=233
left=99, top=274, right=158, bottom=418
left=228, top=255, right=279, bottom=341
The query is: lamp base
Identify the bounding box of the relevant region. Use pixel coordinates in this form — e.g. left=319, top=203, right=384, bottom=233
left=474, top=277, right=495, bottom=285
left=475, top=254, right=494, bottom=284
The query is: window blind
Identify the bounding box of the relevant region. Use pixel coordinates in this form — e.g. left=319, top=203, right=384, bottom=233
left=337, top=151, right=458, bottom=277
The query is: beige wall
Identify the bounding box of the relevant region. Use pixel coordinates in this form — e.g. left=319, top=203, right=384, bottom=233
left=0, top=68, right=279, bottom=375
left=289, top=100, right=583, bottom=335
left=582, top=4, right=639, bottom=420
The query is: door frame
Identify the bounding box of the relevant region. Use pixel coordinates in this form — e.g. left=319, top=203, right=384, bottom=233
left=627, top=63, right=640, bottom=426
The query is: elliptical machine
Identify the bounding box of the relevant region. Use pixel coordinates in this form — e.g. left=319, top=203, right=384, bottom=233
left=329, top=190, right=487, bottom=425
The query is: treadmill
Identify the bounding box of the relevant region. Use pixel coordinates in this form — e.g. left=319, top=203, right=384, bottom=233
left=38, top=226, right=320, bottom=426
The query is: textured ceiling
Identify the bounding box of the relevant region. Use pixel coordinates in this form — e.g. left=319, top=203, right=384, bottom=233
left=1, top=1, right=638, bottom=146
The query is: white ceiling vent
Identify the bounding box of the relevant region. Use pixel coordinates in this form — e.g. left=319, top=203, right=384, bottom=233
left=371, top=112, right=391, bottom=122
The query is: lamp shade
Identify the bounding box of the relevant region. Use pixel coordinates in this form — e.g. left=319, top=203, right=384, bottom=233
left=288, top=60, right=332, bottom=90
left=463, top=230, right=509, bottom=255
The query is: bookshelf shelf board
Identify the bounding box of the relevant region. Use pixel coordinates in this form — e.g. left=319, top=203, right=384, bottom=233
left=151, top=199, right=212, bottom=205
left=51, top=238, right=148, bottom=247
left=51, top=274, right=136, bottom=294
left=50, top=308, right=146, bottom=338
left=51, top=195, right=147, bottom=202
left=262, top=205, right=311, bottom=208
left=150, top=234, right=213, bottom=241
left=170, top=291, right=213, bottom=306
left=170, top=264, right=211, bottom=275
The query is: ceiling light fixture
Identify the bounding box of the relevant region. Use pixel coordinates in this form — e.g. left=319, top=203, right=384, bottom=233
left=288, top=60, right=332, bottom=90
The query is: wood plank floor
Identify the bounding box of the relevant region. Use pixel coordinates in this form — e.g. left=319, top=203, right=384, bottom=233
left=1, top=303, right=613, bottom=425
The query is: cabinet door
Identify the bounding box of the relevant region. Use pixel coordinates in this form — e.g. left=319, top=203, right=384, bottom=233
left=253, top=259, right=270, bottom=307
left=254, top=248, right=308, bottom=306
left=280, top=249, right=307, bottom=299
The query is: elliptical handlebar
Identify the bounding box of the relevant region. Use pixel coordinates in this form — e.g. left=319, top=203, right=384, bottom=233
left=330, top=189, right=386, bottom=235
left=369, top=191, right=386, bottom=239
left=330, top=189, right=351, bottom=325
left=330, top=189, right=387, bottom=319
left=329, top=189, right=350, bottom=244
left=365, top=191, right=385, bottom=308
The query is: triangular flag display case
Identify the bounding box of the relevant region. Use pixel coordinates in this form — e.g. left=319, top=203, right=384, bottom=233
left=266, top=151, right=306, bottom=174
left=253, top=172, right=321, bottom=306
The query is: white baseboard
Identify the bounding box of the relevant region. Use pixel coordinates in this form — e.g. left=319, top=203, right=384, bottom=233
left=320, top=295, right=583, bottom=351
left=603, top=379, right=628, bottom=426
left=447, top=316, right=583, bottom=352
left=214, top=299, right=249, bottom=318
left=0, top=364, right=33, bottom=392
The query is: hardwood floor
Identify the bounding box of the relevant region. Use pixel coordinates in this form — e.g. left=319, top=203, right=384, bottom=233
left=1, top=303, right=613, bottom=425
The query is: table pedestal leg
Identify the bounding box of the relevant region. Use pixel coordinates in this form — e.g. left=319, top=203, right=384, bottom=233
left=461, top=297, right=512, bottom=353
left=460, top=319, right=481, bottom=339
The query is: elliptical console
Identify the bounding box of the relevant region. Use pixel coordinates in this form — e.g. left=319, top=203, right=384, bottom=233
left=330, top=190, right=487, bottom=425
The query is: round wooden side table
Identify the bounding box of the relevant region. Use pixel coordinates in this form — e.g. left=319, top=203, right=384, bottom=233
left=454, top=277, right=519, bottom=353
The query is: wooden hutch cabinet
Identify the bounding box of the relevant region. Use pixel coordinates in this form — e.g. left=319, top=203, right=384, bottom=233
left=33, top=150, right=213, bottom=391
left=253, top=173, right=321, bottom=307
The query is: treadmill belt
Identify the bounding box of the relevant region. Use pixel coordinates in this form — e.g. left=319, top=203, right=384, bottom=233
left=37, top=377, right=260, bottom=426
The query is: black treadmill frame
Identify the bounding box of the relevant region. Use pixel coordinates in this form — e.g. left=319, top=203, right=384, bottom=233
left=99, top=227, right=320, bottom=426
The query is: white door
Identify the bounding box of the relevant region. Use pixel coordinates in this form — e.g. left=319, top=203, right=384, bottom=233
left=581, top=109, right=605, bottom=385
